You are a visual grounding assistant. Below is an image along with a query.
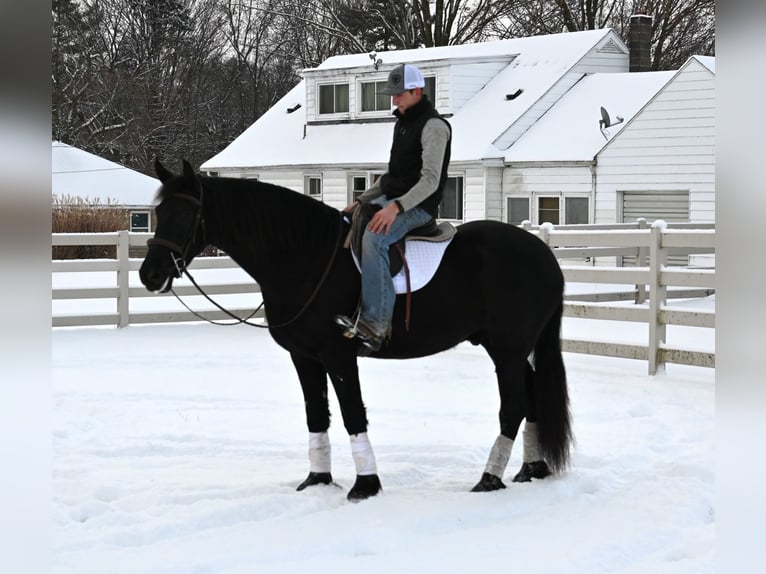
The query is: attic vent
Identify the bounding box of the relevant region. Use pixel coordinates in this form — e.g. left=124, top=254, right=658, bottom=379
left=598, top=39, right=625, bottom=54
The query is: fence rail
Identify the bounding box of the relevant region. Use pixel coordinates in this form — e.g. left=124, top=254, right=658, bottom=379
left=52, top=222, right=715, bottom=374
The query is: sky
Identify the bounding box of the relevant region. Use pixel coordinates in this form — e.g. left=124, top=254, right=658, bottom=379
left=52, top=291, right=715, bottom=574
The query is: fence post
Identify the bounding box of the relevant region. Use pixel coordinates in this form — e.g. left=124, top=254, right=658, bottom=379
left=634, top=218, right=648, bottom=304
left=647, top=221, right=667, bottom=375
left=117, top=230, right=130, bottom=328
left=538, top=221, right=552, bottom=247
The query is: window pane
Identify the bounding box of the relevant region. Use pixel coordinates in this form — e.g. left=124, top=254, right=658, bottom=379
left=306, top=176, right=321, bottom=196
left=565, top=197, right=589, bottom=224
left=376, top=81, right=390, bottom=111
left=538, top=197, right=559, bottom=225
left=351, top=176, right=367, bottom=202
left=424, top=76, right=436, bottom=102
left=319, top=85, right=334, bottom=114
left=507, top=197, right=529, bottom=225
left=335, top=84, right=349, bottom=113
left=130, top=212, right=149, bottom=232
left=361, top=83, right=376, bottom=111
left=439, top=176, right=463, bottom=220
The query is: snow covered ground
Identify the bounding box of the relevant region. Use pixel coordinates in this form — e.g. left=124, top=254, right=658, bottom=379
left=52, top=306, right=715, bottom=573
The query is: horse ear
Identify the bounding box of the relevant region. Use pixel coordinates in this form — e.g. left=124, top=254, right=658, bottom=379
left=155, top=158, right=173, bottom=183
left=182, top=159, right=195, bottom=182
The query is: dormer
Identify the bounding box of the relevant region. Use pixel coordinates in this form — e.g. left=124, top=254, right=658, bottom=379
left=302, top=54, right=515, bottom=125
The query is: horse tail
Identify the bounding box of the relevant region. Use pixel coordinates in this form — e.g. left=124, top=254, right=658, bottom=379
left=533, top=300, right=573, bottom=474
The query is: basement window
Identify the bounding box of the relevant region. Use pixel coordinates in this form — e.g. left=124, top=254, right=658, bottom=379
left=130, top=211, right=150, bottom=233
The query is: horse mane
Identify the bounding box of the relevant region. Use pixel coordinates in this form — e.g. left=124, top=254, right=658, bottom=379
left=198, top=175, right=342, bottom=253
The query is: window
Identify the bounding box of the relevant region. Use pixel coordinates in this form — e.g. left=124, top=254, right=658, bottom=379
left=318, top=83, right=349, bottom=115
left=130, top=211, right=150, bottom=232
left=349, top=175, right=368, bottom=202
left=537, top=197, right=560, bottom=225
left=507, top=197, right=530, bottom=225
left=305, top=175, right=322, bottom=199
left=360, top=81, right=391, bottom=112
left=565, top=197, right=589, bottom=224
left=438, top=175, right=464, bottom=220
left=347, top=173, right=383, bottom=203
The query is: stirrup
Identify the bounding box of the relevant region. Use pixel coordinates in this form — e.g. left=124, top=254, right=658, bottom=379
left=334, top=314, right=383, bottom=352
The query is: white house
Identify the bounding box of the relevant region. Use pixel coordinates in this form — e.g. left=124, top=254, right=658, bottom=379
left=52, top=141, right=159, bottom=232
left=200, top=28, right=715, bottom=229
left=593, top=55, right=715, bottom=226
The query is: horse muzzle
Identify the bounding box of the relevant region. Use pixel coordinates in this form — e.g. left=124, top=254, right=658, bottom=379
left=139, top=250, right=183, bottom=294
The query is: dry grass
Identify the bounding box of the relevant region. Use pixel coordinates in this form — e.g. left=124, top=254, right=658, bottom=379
left=52, top=195, right=128, bottom=259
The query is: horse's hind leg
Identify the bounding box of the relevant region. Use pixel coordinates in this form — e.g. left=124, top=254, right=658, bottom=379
left=471, top=343, right=528, bottom=492
left=291, top=352, right=335, bottom=491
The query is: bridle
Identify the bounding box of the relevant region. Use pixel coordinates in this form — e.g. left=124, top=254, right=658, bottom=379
left=147, top=191, right=205, bottom=281
left=147, top=180, right=345, bottom=329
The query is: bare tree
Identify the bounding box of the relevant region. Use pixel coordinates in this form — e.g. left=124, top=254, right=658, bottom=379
left=490, top=0, right=714, bottom=70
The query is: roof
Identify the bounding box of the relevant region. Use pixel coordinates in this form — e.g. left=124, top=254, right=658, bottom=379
left=202, top=29, right=621, bottom=170
left=52, top=141, right=159, bottom=207
left=505, top=71, right=675, bottom=163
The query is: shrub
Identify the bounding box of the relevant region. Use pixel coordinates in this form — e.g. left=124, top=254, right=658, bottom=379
left=52, top=195, right=128, bottom=259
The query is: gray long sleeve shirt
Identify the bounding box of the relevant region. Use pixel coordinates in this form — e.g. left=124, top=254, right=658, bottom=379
left=357, top=118, right=451, bottom=212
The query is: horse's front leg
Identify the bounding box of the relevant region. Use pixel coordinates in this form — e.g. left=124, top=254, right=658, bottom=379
left=290, top=352, right=336, bottom=491
left=322, top=352, right=383, bottom=501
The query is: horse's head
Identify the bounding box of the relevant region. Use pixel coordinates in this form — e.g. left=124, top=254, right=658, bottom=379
left=139, top=159, right=207, bottom=293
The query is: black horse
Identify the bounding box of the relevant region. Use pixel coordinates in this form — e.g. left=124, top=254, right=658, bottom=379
left=140, top=160, right=573, bottom=501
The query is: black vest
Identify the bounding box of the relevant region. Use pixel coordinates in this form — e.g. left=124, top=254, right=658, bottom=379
left=380, top=95, right=451, bottom=217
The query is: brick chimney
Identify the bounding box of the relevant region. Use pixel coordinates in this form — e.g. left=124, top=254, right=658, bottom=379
left=629, top=14, right=652, bottom=72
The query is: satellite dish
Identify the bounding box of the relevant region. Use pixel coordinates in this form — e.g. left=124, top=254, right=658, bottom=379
left=599, top=106, right=625, bottom=139
left=599, top=106, right=611, bottom=128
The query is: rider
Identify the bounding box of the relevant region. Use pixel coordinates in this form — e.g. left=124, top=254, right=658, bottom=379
left=336, top=63, right=452, bottom=354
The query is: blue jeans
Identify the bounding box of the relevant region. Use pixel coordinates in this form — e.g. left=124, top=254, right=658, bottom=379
left=359, top=196, right=433, bottom=335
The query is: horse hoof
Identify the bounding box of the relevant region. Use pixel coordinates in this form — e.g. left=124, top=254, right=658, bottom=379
left=470, top=472, right=507, bottom=492
left=512, top=461, right=552, bottom=483
left=347, top=474, right=382, bottom=501
left=296, top=472, right=334, bottom=491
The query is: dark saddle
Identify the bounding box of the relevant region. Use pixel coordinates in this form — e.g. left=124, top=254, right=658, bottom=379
left=346, top=202, right=456, bottom=276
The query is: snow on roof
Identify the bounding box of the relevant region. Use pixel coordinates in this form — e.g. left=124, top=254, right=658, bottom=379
left=52, top=141, right=159, bottom=206
left=505, top=71, right=675, bottom=162
left=312, top=29, right=610, bottom=71
left=693, top=55, right=715, bottom=74
left=202, top=29, right=617, bottom=170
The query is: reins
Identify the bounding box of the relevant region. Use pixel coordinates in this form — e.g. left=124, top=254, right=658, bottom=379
left=157, top=186, right=346, bottom=329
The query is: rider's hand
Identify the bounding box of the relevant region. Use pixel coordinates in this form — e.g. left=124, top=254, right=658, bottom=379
left=368, top=202, right=401, bottom=235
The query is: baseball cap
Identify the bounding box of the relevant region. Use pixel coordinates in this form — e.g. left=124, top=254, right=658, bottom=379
left=378, top=64, right=425, bottom=95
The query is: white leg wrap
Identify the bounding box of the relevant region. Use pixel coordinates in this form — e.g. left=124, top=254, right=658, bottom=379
left=484, top=434, right=514, bottom=477
left=522, top=421, right=543, bottom=463
left=308, top=431, right=331, bottom=473
left=350, top=432, right=378, bottom=476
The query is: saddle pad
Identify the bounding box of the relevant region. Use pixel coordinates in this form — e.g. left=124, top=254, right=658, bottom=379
left=352, top=237, right=454, bottom=294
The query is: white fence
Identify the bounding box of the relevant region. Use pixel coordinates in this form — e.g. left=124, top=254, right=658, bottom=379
left=52, top=222, right=715, bottom=374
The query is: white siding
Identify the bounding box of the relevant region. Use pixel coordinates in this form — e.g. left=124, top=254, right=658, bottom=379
left=461, top=165, right=487, bottom=221
left=572, top=35, right=629, bottom=74
left=484, top=166, right=504, bottom=221
left=595, top=59, right=715, bottom=224
left=501, top=165, right=593, bottom=224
